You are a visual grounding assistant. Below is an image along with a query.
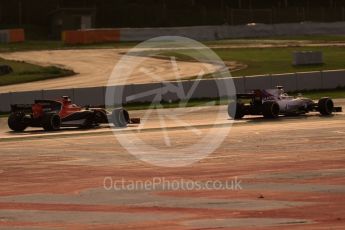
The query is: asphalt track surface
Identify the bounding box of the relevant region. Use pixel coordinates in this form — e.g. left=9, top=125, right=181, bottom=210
left=0, top=100, right=344, bottom=229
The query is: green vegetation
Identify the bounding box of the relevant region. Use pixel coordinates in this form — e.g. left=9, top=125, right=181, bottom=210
left=0, top=58, right=75, bottom=86
left=0, top=41, right=139, bottom=53
left=0, top=41, right=63, bottom=53
left=153, top=46, right=345, bottom=77
left=216, top=46, right=345, bottom=76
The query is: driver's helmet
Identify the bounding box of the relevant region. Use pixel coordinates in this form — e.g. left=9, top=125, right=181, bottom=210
left=62, top=96, right=72, bottom=104
left=276, top=86, right=284, bottom=95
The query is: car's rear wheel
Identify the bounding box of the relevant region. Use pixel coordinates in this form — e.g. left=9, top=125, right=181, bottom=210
left=228, top=102, right=245, bottom=119
left=42, top=113, right=61, bottom=131
left=8, top=112, right=28, bottom=132
left=112, top=108, right=129, bottom=128
left=262, top=101, right=280, bottom=118
left=318, top=97, right=334, bottom=116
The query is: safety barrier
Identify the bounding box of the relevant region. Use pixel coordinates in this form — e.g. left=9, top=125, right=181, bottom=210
left=62, top=29, right=120, bottom=45
left=1, top=70, right=344, bottom=112
left=0, top=29, right=25, bottom=43
left=62, top=22, right=345, bottom=44
left=293, top=51, right=324, bottom=66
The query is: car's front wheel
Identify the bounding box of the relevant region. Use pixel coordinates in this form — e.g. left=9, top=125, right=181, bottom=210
left=318, top=97, right=334, bottom=116
left=112, top=108, right=130, bottom=128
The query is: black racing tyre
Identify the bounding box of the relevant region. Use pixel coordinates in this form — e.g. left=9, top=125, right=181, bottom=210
left=318, top=97, right=334, bottom=116
left=262, top=101, right=280, bottom=119
left=80, top=118, right=94, bottom=129
left=112, top=108, right=130, bottom=128
left=94, top=110, right=108, bottom=124
left=80, top=112, right=99, bottom=129
left=42, top=113, right=61, bottom=131
left=228, top=102, right=245, bottom=119
left=8, top=112, right=27, bottom=132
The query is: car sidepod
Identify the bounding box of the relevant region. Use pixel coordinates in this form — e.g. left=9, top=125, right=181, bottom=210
left=60, top=110, right=96, bottom=127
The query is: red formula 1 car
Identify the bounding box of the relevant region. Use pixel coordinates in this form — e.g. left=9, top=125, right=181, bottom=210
left=8, top=96, right=140, bottom=132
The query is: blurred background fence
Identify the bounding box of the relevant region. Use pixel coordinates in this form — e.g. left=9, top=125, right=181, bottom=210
left=2, top=0, right=345, bottom=40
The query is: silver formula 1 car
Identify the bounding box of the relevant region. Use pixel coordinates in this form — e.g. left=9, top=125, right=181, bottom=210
left=228, top=86, right=342, bottom=119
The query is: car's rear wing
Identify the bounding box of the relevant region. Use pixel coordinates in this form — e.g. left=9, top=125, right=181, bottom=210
left=11, top=100, right=63, bottom=114
left=10, top=104, right=33, bottom=113
left=236, top=93, right=255, bottom=99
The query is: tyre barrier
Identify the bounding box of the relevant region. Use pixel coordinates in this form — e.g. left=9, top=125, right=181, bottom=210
left=0, top=65, right=13, bottom=76
left=62, top=29, right=120, bottom=45
left=0, top=29, right=25, bottom=43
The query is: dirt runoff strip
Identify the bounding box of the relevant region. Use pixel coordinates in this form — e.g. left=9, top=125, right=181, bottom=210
left=0, top=48, right=226, bottom=93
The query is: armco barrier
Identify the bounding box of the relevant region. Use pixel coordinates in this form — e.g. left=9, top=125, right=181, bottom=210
left=231, top=77, right=245, bottom=94
left=296, top=71, right=323, bottom=91
left=101, top=22, right=345, bottom=42
left=105, top=85, right=131, bottom=105
left=43, top=89, right=75, bottom=101
left=271, top=73, right=297, bottom=92
left=215, top=77, right=241, bottom=97
left=244, top=75, right=272, bottom=92
left=11, top=90, right=43, bottom=104
left=322, top=70, right=345, bottom=89
left=1, top=70, right=345, bottom=113
left=0, top=91, right=43, bottom=112
left=181, top=79, right=219, bottom=99
left=74, top=87, right=105, bottom=106
left=0, top=93, right=11, bottom=112
left=161, top=81, right=187, bottom=102
left=120, top=26, right=218, bottom=41
left=126, top=83, right=163, bottom=103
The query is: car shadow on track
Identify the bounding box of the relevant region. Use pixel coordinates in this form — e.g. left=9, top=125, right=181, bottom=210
left=5, top=125, right=108, bottom=135
left=233, top=113, right=340, bottom=124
